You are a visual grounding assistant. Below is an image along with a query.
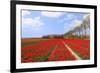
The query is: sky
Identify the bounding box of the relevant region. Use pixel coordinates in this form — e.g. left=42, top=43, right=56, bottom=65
left=21, top=10, right=89, bottom=38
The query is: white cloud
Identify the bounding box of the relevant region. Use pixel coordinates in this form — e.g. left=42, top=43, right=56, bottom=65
left=64, top=24, right=71, bottom=29
left=22, top=16, right=44, bottom=30
left=73, top=19, right=82, bottom=27
left=22, top=18, right=33, bottom=25
left=59, top=14, right=76, bottom=23
left=64, top=19, right=82, bottom=32
left=22, top=10, right=31, bottom=16
left=64, top=23, right=71, bottom=32
left=41, top=11, right=64, bottom=18
left=67, top=14, right=76, bottom=19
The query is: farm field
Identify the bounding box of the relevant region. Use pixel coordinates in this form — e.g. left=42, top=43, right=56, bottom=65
left=21, top=38, right=90, bottom=63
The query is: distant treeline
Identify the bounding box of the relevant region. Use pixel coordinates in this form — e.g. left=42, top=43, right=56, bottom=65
left=42, top=33, right=89, bottom=39
left=42, top=34, right=64, bottom=38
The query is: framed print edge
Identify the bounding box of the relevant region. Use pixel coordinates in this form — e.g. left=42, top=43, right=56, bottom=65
left=10, top=1, right=16, bottom=72
left=10, top=0, right=97, bottom=73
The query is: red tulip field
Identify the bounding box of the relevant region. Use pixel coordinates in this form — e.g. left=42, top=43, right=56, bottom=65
left=21, top=38, right=90, bottom=63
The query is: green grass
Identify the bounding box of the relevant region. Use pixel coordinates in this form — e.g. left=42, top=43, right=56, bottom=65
left=33, top=46, right=57, bottom=62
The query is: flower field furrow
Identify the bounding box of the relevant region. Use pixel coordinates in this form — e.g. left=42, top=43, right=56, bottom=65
left=63, top=39, right=90, bottom=59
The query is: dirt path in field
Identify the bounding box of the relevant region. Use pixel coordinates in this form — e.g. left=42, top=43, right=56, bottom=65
left=61, top=41, right=82, bottom=60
